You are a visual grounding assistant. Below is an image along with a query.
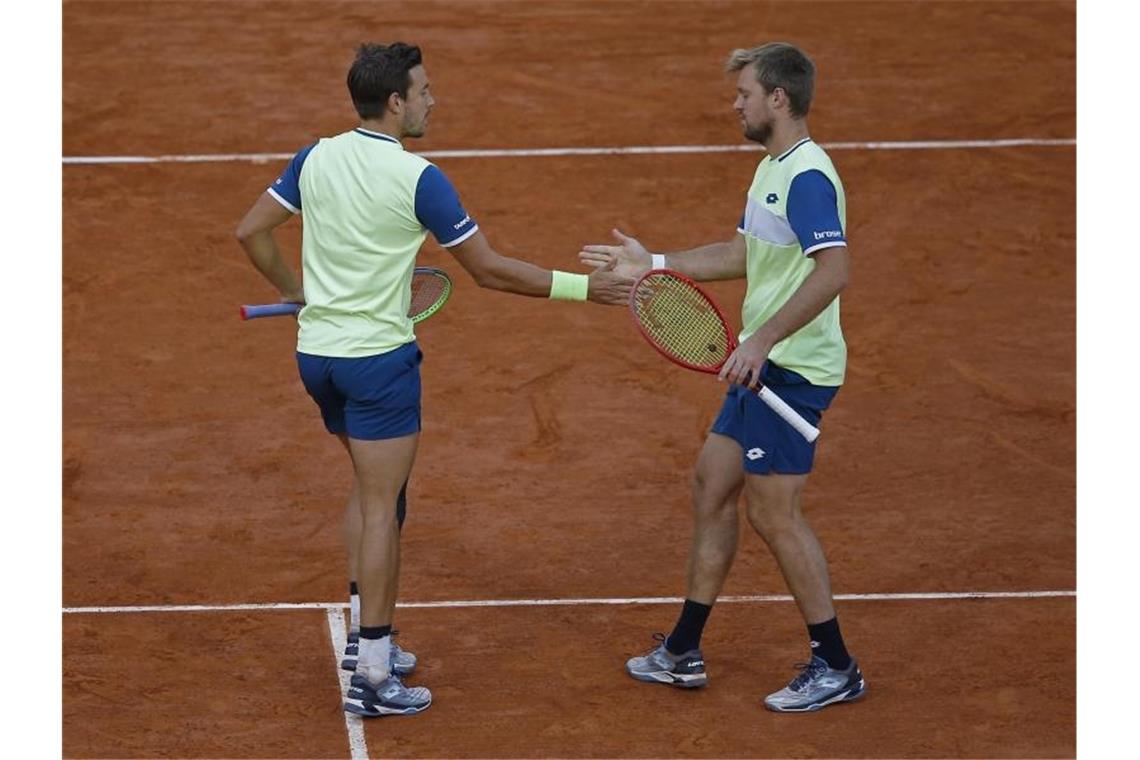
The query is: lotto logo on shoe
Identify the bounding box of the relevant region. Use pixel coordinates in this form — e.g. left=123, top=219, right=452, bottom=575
left=746, top=448, right=766, bottom=460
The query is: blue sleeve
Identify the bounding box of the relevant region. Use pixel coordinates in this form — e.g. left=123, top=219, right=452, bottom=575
left=267, top=143, right=316, bottom=213
left=786, top=170, right=846, bottom=255
left=414, top=165, right=479, bottom=246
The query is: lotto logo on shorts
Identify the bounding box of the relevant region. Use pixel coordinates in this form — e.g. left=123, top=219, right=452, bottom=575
left=746, top=448, right=766, bottom=460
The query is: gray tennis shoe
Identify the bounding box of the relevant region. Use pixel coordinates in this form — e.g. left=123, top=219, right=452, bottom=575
left=344, top=673, right=431, bottom=717
left=341, top=632, right=417, bottom=676
left=626, top=633, right=708, bottom=688
left=763, top=655, right=866, bottom=712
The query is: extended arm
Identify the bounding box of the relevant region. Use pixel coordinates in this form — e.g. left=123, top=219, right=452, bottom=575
left=449, top=230, right=632, bottom=305
left=235, top=193, right=304, bottom=303
left=578, top=228, right=747, bottom=281
left=652, top=233, right=747, bottom=281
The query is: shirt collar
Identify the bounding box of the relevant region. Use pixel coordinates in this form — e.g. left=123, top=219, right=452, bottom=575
left=354, top=127, right=403, bottom=146
left=776, top=137, right=812, bottom=162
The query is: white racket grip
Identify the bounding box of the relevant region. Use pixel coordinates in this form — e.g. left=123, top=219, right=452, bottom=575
left=757, top=386, right=820, bottom=443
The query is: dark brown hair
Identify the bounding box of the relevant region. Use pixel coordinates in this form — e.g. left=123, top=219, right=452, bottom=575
left=347, top=42, right=423, bottom=119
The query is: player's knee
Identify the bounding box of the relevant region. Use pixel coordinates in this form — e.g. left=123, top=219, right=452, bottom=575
left=745, top=496, right=796, bottom=537
left=692, top=469, right=731, bottom=510
left=360, top=501, right=400, bottom=531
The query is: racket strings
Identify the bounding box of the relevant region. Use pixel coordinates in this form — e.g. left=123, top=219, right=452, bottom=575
left=633, top=276, right=731, bottom=369
left=409, top=272, right=450, bottom=320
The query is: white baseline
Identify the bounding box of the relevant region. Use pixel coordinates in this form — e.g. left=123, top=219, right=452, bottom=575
left=325, top=608, right=369, bottom=760
left=61, top=137, right=1076, bottom=166
left=63, top=589, right=1075, bottom=614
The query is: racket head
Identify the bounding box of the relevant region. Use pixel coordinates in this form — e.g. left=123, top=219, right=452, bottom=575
left=629, top=269, right=736, bottom=374
left=409, top=266, right=452, bottom=323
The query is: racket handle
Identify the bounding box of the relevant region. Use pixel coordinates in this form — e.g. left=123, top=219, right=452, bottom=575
left=240, top=303, right=301, bottom=320
left=757, top=386, right=820, bottom=443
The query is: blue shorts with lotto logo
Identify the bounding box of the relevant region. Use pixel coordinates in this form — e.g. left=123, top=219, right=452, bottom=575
left=710, top=361, right=839, bottom=474
left=296, top=341, right=423, bottom=440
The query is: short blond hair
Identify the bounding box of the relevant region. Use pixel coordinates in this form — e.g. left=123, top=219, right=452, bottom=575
left=726, top=42, right=816, bottom=118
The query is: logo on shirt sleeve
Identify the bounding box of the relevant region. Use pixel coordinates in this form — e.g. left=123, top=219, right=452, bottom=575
left=453, top=215, right=471, bottom=230
left=813, top=230, right=844, bottom=240
left=765, top=193, right=779, bottom=204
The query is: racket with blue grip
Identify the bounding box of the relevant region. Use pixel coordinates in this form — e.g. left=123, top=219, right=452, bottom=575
left=241, top=267, right=452, bottom=324
left=240, top=302, right=300, bottom=319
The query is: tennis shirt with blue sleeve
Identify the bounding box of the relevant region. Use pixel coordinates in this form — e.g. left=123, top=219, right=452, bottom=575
left=736, top=137, right=847, bottom=386
left=267, top=128, right=478, bottom=358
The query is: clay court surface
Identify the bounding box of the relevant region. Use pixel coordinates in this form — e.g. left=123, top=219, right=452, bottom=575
left=62, top=1, right=1075, bottom=757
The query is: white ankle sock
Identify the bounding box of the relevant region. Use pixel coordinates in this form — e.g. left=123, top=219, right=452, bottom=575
left=349, top=593, right=360, bottom=634
left=358, top=635, right=392, bottom=683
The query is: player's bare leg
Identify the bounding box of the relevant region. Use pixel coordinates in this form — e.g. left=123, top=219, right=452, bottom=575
left=627, top=433, right=743, bottom=688
left=347, top=434, right=416, bottom=674
left=686, top=433, right=747, bottom=604
left=743, top=473, right=833, bottom=622
left=341, top=432, right=431, bottom=717
left=337, top=435, right=418, bottom=677
left=340, top=457, right=362, bottom=588
left=348, top=434, right=416, bottom=625
left=744, top=472, right=864, bottom=712
left=340, top=435, right=407, bottom=584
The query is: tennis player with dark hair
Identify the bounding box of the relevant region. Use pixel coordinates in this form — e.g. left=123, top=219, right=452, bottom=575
left=580, top=42, right=864, bottom=712
left=237, top=42, right=632, bottom=717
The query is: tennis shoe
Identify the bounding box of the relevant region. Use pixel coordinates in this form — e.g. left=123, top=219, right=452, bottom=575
left=343, top=673, right=431, bottom=717
left=625, top=633, right=708, bottom=688
left=341, top=631, right=417, bottom=676
left=763, top=655, right=866, bottom=712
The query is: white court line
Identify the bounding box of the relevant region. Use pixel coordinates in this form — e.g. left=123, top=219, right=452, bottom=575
left=60, top=137, right=1076, bottom=165
left=62, top=589, right=1075, bottom=614
left=325, top=609, right=369, bottom=760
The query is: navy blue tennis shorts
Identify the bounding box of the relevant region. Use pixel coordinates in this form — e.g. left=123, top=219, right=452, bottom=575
left=710, top=361, right=839, bottom=475
left=296, top=342, right=422, bottom=440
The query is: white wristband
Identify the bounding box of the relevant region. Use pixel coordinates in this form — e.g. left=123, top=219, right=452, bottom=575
left=651, top=253, right=666, bottom=270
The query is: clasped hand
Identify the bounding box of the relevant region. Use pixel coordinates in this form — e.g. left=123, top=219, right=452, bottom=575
left=578, top=228, right=652, bottom=279
left=718, top=335, right=772, bottom=389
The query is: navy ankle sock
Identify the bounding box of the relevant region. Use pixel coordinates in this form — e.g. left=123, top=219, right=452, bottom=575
left=807, top=617, right=851, bottom=670
left=360, top=624, right=392, bottom=640
left=665, top=599, right=712, bottom=655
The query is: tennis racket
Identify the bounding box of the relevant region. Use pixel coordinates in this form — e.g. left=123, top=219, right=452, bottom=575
left=240, top=266, right=453, bottom=323
left=629, top=269, right=820, bottom=443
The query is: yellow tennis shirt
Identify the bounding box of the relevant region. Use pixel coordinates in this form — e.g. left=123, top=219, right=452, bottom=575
left=737, top=138, right=848, bottom=386
left=268, top=128, right=478, bottom=358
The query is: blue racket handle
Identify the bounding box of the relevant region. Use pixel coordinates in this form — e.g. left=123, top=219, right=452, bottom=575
left=240, top=303, right=301, bottom=320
